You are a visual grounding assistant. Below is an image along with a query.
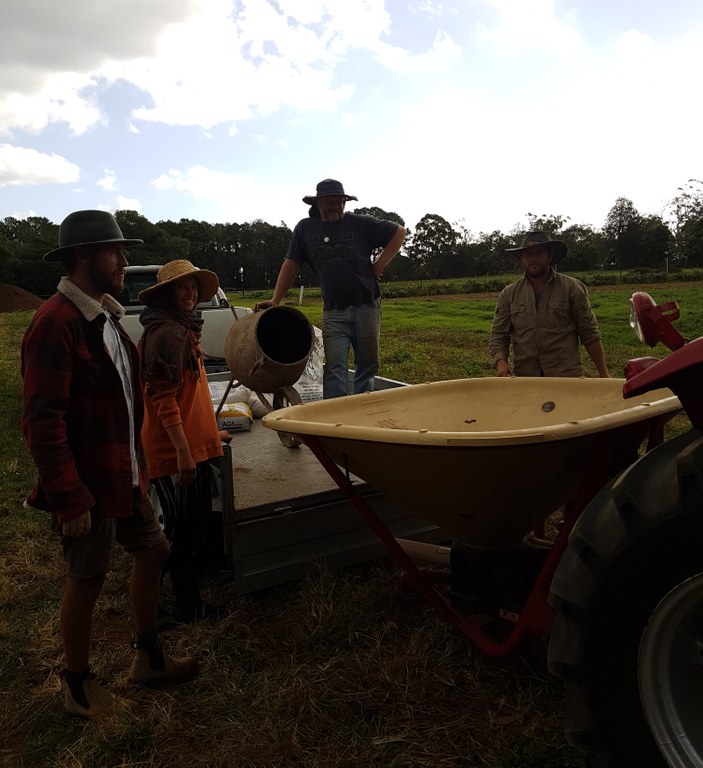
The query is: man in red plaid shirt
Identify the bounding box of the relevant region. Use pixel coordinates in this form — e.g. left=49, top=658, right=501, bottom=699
left=22, top=210, right=198, bottom=718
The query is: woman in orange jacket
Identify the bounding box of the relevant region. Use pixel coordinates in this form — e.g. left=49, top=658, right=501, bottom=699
left=138, top=260, right=231, bottom=623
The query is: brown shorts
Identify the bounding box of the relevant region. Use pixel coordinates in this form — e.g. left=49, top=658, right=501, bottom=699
left=60, top=490, right=167, bottom=578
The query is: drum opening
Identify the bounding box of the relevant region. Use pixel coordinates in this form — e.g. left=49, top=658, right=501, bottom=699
left=256, top=306, right=313, bottom=364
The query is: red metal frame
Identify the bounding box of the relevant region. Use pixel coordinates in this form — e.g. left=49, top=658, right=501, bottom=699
left=624, top=335, right=703, bottom=431
left=301, top=418, right=669, bottom=658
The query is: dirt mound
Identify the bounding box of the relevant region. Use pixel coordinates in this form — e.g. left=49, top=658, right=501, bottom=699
left=0, top=283, right=43, bottom=312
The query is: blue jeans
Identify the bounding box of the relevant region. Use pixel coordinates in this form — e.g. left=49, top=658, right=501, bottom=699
left=322, top=300, right=382, bottom=399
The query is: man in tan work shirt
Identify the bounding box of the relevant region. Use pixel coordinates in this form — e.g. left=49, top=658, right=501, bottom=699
left=488, top=231, right=610, bottom=378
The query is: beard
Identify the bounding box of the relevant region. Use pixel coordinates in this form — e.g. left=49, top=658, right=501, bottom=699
left=524, top=261, right=550, bottom=279
left=88, top=257, right=125, bottom=297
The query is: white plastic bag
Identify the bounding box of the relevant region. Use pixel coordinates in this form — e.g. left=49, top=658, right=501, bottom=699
left=293, top=325, right=324, bottom=402
left=208, top=380, right=252, bottom=411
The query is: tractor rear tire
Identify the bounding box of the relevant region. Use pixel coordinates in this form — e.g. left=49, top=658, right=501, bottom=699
left=548, top=428, right=703, bottom=768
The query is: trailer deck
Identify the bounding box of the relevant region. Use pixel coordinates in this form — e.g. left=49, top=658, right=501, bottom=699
left=207, top=377, right=448, bottom=595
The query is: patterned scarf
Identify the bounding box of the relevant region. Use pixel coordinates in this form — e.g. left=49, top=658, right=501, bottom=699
left=139, top=307, right=204, bottom=393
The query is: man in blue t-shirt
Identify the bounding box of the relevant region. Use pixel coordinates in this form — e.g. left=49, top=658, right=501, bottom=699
left=256, top=179, right=406, bottom=398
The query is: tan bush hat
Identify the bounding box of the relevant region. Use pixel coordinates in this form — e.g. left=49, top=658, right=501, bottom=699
left=138, top=260, right=220, bottom=306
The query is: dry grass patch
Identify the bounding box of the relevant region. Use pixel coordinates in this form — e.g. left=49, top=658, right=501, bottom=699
left=2, top=530, right=582, bottom=767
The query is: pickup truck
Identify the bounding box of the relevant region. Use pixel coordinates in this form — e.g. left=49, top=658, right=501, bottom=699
left=119, top=264, right=251, bottom=372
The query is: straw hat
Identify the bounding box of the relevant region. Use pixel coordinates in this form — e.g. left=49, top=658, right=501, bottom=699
left=44, top=209, right=143, bottom=262
left=505, top=230, right=568, bottom=264
left=138, top=260, right=220, bottom=306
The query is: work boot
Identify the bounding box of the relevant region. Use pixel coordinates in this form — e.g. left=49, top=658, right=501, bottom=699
left=61, top=670, right=133, bottom=718
left=128, top=635, right=198, bottom=688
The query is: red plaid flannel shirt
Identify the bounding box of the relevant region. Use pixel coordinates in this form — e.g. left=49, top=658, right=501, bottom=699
left=21, top=284, right=148, bottom=524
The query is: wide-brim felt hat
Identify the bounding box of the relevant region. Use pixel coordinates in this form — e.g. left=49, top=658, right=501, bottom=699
left=302, top=178, right=358, bottom=205
left=138, top=260, right=220, bottom=306
left=505, top=230, right=568, bottom=264
left=44, top=209, right=143, bottom=262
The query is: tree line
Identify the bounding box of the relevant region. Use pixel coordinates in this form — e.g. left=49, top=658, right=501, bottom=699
left=2, top=180, right=703, bottom=298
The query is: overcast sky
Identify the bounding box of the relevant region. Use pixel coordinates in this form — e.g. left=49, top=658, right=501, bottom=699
left=2, top=0, right=702, bottom=238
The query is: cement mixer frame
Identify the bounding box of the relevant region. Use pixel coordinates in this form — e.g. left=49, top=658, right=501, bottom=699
left=214, top=376, right=304, bottom=448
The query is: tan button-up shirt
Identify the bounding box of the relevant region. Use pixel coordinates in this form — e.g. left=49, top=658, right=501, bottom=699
left=488, top=270, right=602, bottom=377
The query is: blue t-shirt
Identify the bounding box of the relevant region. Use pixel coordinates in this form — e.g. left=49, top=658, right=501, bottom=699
left=286, top=212, right=399, bottom=310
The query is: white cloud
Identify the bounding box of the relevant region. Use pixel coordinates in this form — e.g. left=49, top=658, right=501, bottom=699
left=151, top=165, right=253, bottom=199
left=121, top=0, right=369, bottom=128
left=0, top=72, right=103, bottom=134
left=375, top=28, right=462, bottom=73
left=116, top=196, right=142, bottom=211
left=341, top=112, right=369, bottom=126
left=0, top=0, right=200, bottom=132
left=97, top=170, right=118, bottom=192
left=0, top=144, right=80, bottom=186
left=415, top=1, right=444, bottom=20
left=5, top=208, right=40, bottom=220
left=475, top=0, right=584, bottom=57
left=0, top=0, right=419, bottom=135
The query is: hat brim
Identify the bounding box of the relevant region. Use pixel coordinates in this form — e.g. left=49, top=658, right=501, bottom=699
left=138, top=269, right=220, bottom=306
left=507, top=239, right=567, bottom=264
left=43, top=238, right=144, bottom=263
left=302, top=194, right=358, bottom=205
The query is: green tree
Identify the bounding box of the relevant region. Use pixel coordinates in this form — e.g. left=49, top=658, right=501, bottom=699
left=560, top=223, right=605, bottom=271
left=474, top=230, right=516, bottom=274
left=351, top=206, right=406, bottom=228
left=678, top=216, right=703, bottom=267
left=526, top=212, right=570, bottom=235
left=383, top=253, right=416, bottom=281
left=638, top=215, right=672, bottom=271
left=405, top=214, right=459, bottom=279
left=603, top=197, right=641, bottom=271
left=115, top=210, right=188, bottom=265
left=351, top=206, right=409, bottom=279
left=665, top=179, right=703, bottom=267
left=0, top=228, right=19, bottom=282
left=236, top=219, right=292, bottom=290
left=151, top=217, right=215, bottom=266
left=1, top=216, right=60, bottom=296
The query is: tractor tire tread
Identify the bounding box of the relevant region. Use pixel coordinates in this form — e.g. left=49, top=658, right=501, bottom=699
left=547, top=428, right=703, bottom=765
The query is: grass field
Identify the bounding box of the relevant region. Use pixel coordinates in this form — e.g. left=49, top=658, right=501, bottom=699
left=238, top=280, right=703, bottom=384
left=1, top=282, right=700, bottom=767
